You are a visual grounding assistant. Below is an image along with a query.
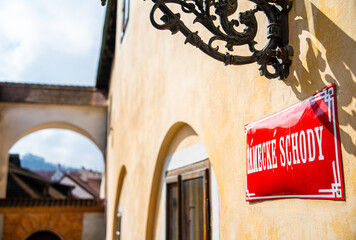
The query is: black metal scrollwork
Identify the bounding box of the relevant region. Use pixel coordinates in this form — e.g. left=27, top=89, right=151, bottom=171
left=149, top=0, right=293, bottom=79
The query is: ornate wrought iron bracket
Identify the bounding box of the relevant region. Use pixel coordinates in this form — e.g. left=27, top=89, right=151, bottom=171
left=149, top=0, right=293, bottom=79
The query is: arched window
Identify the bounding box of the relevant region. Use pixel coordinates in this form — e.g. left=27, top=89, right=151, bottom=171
left=158, top=124, right=220, bottom=240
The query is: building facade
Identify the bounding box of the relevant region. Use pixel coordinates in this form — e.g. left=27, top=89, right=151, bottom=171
left=0, top=84, right=107, bottom=240
left=101, top=0, right=356, bottom=239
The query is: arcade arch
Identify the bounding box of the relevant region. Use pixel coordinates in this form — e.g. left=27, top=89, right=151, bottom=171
left=11, top=122, right=104, bottom=155
left=25, top=230, right=62, bottom=240
left=147, top=122, right=220, bottom=240
left=0, top=101, right=107, bottom=198
left=6, top=126, right=105, bottom=200
left=9, top=127, right=105, bottom=172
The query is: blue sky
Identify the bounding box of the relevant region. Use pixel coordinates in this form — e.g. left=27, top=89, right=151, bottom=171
left=1, top=0, right=106, bottom=172
left=9, top=129, right=105, bottom=172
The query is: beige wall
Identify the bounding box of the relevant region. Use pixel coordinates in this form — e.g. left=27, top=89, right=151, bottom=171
left=0, top=103, right=107, bottom=197
left=82, top=213, right=106, bottom=240
left=105, top=0, right=356, bottom=239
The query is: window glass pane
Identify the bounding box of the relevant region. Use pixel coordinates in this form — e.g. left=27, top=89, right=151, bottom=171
left=123, top=0, right=129, bottom=20
left=121, top=0, right=130, bottom=41
left=167, top=183, right=179, bottom=240
left=182, top=177, right=204, bottom=240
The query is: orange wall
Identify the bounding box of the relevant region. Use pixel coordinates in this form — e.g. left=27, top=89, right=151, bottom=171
left=3, top=212, right=83, bottom=240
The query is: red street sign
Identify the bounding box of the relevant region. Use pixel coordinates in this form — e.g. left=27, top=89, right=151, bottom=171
left=245, top=85, right=344, bottom=201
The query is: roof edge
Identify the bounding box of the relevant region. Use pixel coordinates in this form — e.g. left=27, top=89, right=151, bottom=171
left=0, top=82, right=107, bottom=107
left=95, top=0, right=117, bottom=92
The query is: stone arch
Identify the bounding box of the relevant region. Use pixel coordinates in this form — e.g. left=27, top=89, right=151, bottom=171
left=0, top=101, right=107, bottom=197
left=11, top=121, right=104, bottom=156
left=0, top=102, right=107, bottom=156
left=3, top=122, right=106, bottom=199
left=4, top=212, right=83, bottom=240
left=145, top=122, right=220, bottom=240
left=145, top=121, right=188, bottom=240
left=145, top=122, right=186, bottom=240
left=25, top=229, right=63, bottom=240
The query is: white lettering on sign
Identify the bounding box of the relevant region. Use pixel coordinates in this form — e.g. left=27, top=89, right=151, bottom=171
left=247, top=139, right=277, bottom=174
left=247, top=126, right=324, bottom=174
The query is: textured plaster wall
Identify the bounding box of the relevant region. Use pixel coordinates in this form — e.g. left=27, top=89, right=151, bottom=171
left=0, top=103, right=107, bottom=197
left=82, top=213, right=106, bottom=240
left=105, top=0, right=356, bottom=239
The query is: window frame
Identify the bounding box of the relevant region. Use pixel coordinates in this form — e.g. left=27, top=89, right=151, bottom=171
left=165, top=160, right=211, bottom=240
left=160, top=142, right=219, bottom=240
left=120, top=0, right=130, bottom=42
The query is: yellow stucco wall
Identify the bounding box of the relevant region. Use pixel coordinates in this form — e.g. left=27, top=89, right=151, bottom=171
left=106, top=0, right=356, bottom=239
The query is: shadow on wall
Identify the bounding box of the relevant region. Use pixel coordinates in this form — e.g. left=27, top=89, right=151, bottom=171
left=287, top=2, right=356, bottom=159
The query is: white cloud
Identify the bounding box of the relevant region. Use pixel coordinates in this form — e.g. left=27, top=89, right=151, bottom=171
left=2, top=1, right=106, bottom=171
left=0, top=0, right=105, bottom=83
left=0, top=2, right=37, bottom=80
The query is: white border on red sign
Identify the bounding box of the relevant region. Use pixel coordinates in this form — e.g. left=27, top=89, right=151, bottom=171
left=245, top=86, right=343, bottom=201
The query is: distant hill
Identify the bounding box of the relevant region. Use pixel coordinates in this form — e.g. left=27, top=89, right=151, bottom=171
left=20, top=153, right=79, bottom=172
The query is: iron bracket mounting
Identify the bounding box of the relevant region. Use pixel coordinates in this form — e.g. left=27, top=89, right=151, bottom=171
left=149, top=0, right=293, bottom=79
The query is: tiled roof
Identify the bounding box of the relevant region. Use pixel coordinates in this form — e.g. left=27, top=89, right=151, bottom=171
left=0, top=198, right=104, bottom=208
left=0, top=82, right=107, bottom=106
left=35, top=171, right=55, bottom=180
left=8, top=173, right=41, bottom=198
left=6, top=174, right=33, bottom=198
left=36, top=169, right=102, bottom=198
left=6, top=163, right=73, bottom=199
left=62, top=174, right=101, bottom=198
